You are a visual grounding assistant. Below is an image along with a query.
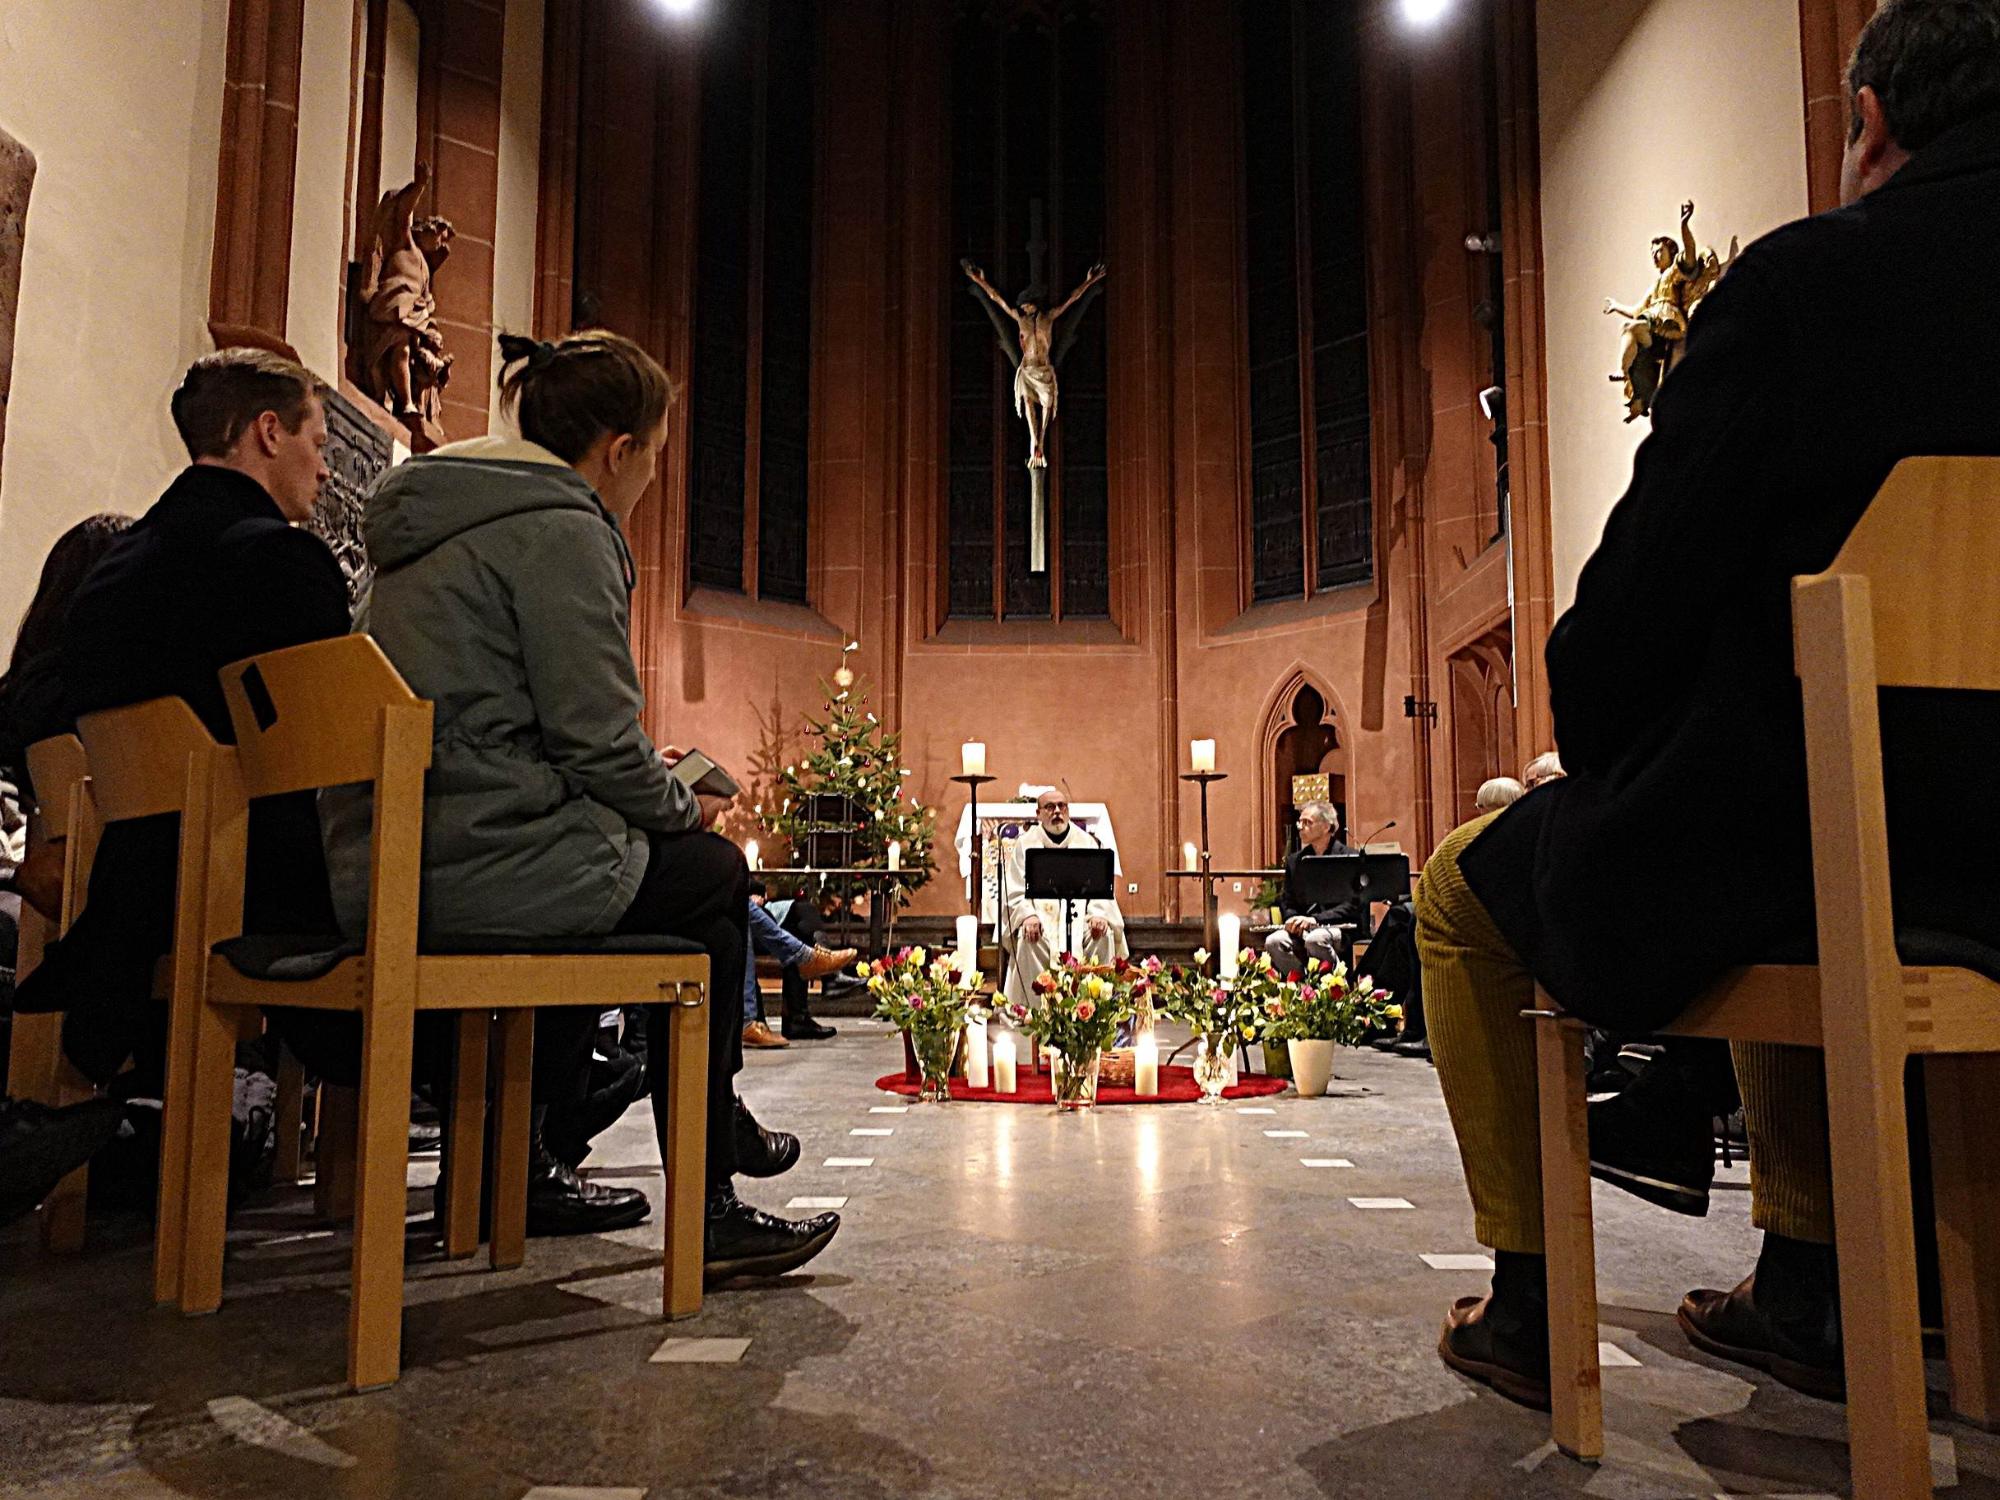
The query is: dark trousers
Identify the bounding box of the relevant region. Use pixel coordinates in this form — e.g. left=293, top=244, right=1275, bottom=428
left=615, top=829, right=748, bottom=1190
left=776, top=899, right=819, bottom=1017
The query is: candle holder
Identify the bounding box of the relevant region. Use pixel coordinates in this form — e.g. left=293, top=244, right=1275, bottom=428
left=1180, top=770, right=1229, bottom=970
left=951, top=771, right=997, bottom=959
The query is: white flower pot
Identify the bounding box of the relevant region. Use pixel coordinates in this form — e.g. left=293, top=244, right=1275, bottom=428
left=1288, top=1038, right=1336, bottom=1097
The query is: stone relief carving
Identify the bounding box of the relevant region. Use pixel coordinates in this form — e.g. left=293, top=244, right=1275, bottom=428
left=306, top=387, right=397, bottom=610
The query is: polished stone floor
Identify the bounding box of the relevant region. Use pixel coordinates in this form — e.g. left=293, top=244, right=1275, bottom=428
left=2, top=1023, right=1995, bottom=1499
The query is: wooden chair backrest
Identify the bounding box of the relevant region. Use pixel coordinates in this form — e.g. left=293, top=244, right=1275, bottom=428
left=22, top=735, right=87, bottom=833
left=218, top=635, right=431, bottom=800
left=74, top=698, right=223, bottom=824
left=1798, top=456, right=2000, bottom=692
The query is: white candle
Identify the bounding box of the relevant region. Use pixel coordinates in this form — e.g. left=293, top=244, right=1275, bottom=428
left=966, top=1018, right=989, bottom=1089
left=744, top=839, right=761, bottom=871
left=1190, top=739, right=1216, bottom=774
left=961, top=741, right=986, bottom=777
left=888, top=841, right=902, bottom=871
left=1183, top=840, right=1199, bottom=871
left=1134, top=1033, right=1159, bottom=1096
left=993, top=1033, right=1018, bottom=1094
left=955, top=914, right=979, bottom=980
left=1219, top=912, right=1241, bottom=976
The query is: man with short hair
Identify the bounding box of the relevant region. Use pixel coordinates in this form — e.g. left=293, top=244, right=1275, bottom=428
left=1001, top=788, right=1126, bottom=1011
left=1416, top=0, right=2000, bottom=1411
left=1263, top=801, right=1362, bottom=975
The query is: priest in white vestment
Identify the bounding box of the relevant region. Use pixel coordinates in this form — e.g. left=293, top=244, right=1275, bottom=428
left=1002, top=787, right=1128, bottom=1011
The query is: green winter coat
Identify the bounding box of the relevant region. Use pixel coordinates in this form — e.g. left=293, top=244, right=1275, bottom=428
left=322, top=436, right=699, bottom=939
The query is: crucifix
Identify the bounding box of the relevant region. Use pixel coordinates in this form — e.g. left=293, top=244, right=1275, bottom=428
left=960, top=200, right=1105, bottom=573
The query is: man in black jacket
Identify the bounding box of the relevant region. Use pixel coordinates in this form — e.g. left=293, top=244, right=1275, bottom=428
left=1263, top=800, right=1362, bottom=974
left=1415, top=0, right=2000, bottom=1410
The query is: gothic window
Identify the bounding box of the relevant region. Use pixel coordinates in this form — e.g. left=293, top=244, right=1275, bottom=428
left=686, top=0, right=817, bottom=603
left=1240, top=0, right=1372, bottom=604
left=946, top=0, right=1110, bottom=623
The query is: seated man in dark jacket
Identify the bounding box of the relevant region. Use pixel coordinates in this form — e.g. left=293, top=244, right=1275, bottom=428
left=1414, top=0, right=2000, bottom=1410
left=1262, top=801, right=1362, bottom=974
left=17, top=350, right=353, bottom=1090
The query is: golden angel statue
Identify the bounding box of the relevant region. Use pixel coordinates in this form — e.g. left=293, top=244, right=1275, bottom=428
left=1603, top=200, right=1736, bottom=422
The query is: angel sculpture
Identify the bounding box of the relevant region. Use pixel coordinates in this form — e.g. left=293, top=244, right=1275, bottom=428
left=1603, top=200, right=1736, bottom=422
left=961, top=257, right=1106, bottom=571
left=356, top=161, right=455, bottom=440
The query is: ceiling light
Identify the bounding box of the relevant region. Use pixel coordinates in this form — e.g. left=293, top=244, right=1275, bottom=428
left=1401, top=0, right=1451, bottom=26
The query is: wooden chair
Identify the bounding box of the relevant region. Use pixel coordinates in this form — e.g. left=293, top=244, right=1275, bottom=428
left=169, top=634, right=711, bottom=1390
left=6, top=735, right=99, bottom=1249
left=1533, top=457, right=2000, bottom=1497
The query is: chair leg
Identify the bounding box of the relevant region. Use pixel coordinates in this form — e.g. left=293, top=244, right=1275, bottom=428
left=152, top=974, right=206, bottom=1306
left=442, top=1013, right=489, bottom=1261
left=315, top=1085, right=358, bottom=1223
left=1824, top=1037, right=1932, bottom=1495
left=178, top=999, right=245, bottom=1316
left=348, top=1011, right=417, bottom=1392
left=489, top=1010, right=532, bottom=1273
left=663, top=995, right=709, bottom=1321
left=273, top=1047, right=306, bottom=1186
left=1928, top=1053, right=2000, bottom=1430
left=1536, top=1011, right=1602, bottom=1462
left=38, top=1053, right=95, bottom=1255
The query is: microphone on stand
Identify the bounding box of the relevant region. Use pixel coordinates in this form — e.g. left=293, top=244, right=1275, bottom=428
left=1356, top=819, right=1398, bottom=849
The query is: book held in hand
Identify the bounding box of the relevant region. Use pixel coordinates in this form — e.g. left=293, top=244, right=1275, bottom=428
left=668, top=747, right=741, bottom=799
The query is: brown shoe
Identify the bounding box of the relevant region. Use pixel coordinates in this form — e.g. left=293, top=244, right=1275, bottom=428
left=1678, top=1274, right=1844, bottom=1401
left=742, top=1020, right=790, bottom=1050
left=1438, top=1295, right=1551, bottom=1411
left=797, top=945, right=857, bottom=982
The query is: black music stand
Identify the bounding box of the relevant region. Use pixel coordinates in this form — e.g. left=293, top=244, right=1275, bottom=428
left=1024, top=847, right=1115, bottom=957
left=1290, top=853, right=1412, bottom=942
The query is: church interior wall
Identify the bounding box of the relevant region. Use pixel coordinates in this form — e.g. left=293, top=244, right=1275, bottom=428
left=1537, top=0, right=1810, bottom=615
left=287, top=0, right=362, bottom=384
left=0, top=0, right=231, bottom=631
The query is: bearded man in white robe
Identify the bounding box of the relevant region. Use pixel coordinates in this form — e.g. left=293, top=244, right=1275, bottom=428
left=1001, top=787, right=1128, bottom=1011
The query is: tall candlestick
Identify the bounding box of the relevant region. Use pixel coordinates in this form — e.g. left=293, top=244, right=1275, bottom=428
left=1218, top=912, right=1241, bottom=977
left=961, top=741, right=986, bottom=777
left=1134, top=1033, right=1159, bottom=1096
left=888, top=840, right=902, bottom=872
left=1190, top=739, right=1216, bottom=774
left=965, top=1017, right=989, bottom=1089
left=992, top=1032, right=1018, bottom=1094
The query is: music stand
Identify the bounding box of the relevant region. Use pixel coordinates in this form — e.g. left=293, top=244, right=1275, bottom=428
left=1024, top=847, right=1115, bottom=957
left=1290, top=853, right=1413, bottom=941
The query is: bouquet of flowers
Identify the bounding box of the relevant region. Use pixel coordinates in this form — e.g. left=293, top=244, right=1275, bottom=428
left=1003, top=954, right=1139, bottom=1061
left=1153, top=947, right=1278, bottom=1057
left=1261, top=957, right=1399, bottom=1046
left=863, top=946, right=979, bottom=1101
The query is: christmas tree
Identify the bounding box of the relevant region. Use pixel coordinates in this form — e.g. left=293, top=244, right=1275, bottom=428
left=763, top=641, right=937, bottom=906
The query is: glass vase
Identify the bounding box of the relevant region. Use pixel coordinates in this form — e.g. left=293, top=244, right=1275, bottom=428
left=1051, top=1047, right=1101, bottom=1110
left=912, top=1025, right=958, bottom=1103
left=1193, top=1034, right=1235, bottom=1103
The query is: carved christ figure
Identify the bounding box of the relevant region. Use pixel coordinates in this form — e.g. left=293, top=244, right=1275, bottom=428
left=961, top=258, right=1106, bottom=470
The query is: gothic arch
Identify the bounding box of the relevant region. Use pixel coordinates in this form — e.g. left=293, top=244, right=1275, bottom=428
left=1254, top=665, right=1353, bottom=866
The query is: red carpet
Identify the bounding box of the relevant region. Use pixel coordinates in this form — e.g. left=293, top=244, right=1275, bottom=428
left=873, top=1063, right=1288, bottom=1104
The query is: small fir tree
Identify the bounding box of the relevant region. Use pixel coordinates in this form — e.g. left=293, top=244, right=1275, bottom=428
left=763, top=642, right=937, bottom=907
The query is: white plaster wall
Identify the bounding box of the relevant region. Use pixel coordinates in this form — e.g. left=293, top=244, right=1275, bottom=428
left=1538, top=0, right=1810, bottom=613
left=287, top=0, right=360, bottom=381
left=490, top=0, right=546, bottom=436
left=0, top=0, right=229, bottom=637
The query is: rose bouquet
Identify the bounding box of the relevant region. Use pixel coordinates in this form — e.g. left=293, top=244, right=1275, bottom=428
left=1001, top=954, right=1139, bottom=1107
left=1260, top=957, right=1398, bottom=1096
left=1151, top=949, right=1279, bottom=1100
left=863, top=945, right=979, bottom=1101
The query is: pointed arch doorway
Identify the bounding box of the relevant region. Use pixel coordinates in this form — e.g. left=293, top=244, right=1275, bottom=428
left=1257, top=673, right=1351, bottom=865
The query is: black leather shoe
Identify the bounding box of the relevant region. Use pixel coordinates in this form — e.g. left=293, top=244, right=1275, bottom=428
left=781, top=1014, right=838, bottom=1041
left=0, top=1096, right=123, bottom=1228
left=526, top=1143, right=650, bottom=1236
left=733, top=1098, right=800, bottom=1179
left=1679, top=1233, right=1843, bottom=1401
left=820, top=973, right=867, bottom=1001
left=1436, top=1251, right=1551, bottom=1410
left=704, top=1184, right=839, bottom=1286
left=1587, top=1056, right=1714, bottom=1216
left=1389, top=1036, right=1432, bottom=1060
